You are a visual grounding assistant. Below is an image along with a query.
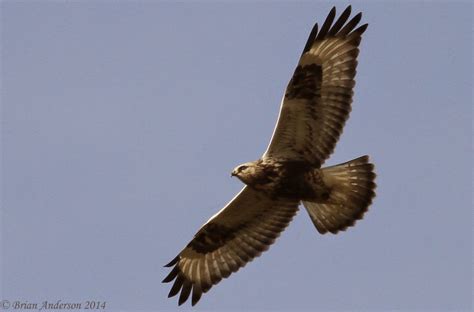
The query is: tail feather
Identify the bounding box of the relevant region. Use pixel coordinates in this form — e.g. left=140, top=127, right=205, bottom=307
left=303, top=155, right=376, bottom=234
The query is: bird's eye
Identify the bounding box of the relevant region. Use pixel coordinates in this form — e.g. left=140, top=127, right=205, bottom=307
left=239, top=165, right=248, bottom=171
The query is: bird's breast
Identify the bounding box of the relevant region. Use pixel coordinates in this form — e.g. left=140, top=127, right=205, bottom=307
left=246, top=161, right=314, bottom=200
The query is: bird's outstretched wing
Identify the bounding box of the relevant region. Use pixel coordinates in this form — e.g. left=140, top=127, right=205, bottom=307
left=163, top=187, right=299, bottom=306
left=264, top=6, right=368, bottom=166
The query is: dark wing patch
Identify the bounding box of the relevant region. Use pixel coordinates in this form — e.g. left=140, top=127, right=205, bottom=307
left=187, top=223, right=235, bottom=253
left=285, top=64, right=322, bottom=100
left=264, top=5, right=368, bottom=166
left=163, top=187, right=299, bottom=306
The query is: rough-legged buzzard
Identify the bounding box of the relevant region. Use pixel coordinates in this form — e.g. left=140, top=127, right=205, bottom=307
left=163, top=6, right=376, bottom=306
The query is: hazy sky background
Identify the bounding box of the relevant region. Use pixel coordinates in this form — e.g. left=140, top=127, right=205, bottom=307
left=1, top=1, right=472, bottom=311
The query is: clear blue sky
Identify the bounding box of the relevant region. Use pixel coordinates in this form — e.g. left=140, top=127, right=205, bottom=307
left=1, top=1, right=472, bottom=311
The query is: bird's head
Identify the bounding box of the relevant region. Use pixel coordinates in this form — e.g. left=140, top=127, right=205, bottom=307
left=231, top=161, right=260, bottom=184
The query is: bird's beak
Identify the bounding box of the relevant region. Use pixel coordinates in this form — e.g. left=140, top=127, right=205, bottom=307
left=231, top=171, right=237, bottom=177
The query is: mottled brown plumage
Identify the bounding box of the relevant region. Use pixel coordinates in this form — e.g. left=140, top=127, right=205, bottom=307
left=163, top=6, right=376, bottom=306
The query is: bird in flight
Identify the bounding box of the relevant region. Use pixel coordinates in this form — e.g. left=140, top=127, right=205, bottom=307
left=163, top=5, right=376, bottom=306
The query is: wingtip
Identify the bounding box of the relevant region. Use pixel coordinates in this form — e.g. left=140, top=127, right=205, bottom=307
left=178, top=281, right=192, bottom=306
left=328, top=6, right=336, bottom=19
left=162, top=265, right=179, bottom=283
left=354, top=12, right=363, bottom=21
left=301, top=22, right=319, bottom=56
left=164, top=255, right=179, bottom=267
left=191, top=287, right=202, bottom=306
left=168, top=275, right=184, bottom=298
left=343, top=5, right=352, bottom=15
left=357, top=23, right=369, bottom=35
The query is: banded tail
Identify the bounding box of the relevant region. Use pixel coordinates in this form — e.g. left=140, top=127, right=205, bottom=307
left=303, top=155, right=376, bottom=234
